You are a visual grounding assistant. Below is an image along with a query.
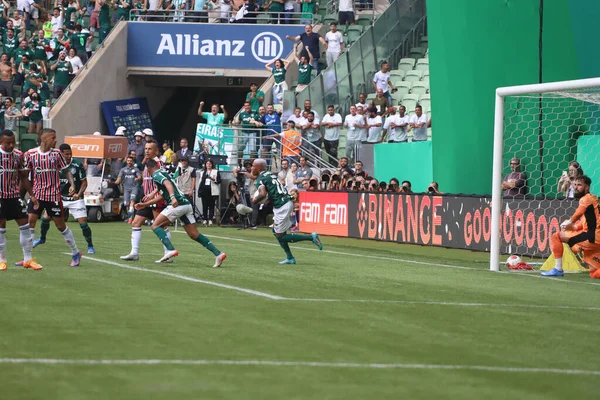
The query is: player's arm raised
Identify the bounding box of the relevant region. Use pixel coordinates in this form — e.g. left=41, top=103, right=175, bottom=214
left=252, top=185, right=267, bottom=204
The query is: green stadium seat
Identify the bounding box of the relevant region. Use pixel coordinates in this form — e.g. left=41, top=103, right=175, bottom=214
left=323, top=14, right=338, bottom=27
left=356, top=14, right=372, bottom=28
left=420, top=36, right=428, bottom=47
left=346, top=26, right=362, bottom=45
left=395, top=81, right=412, bottom=97
left=19, top=133, right=38, bottom=152
left=409, top=47, right=426, bottom=59
left=389, top=69, right=405, bottom=79
left=404, top=70, right=423, bottom=82
left=411, top=83, right=428, bottom=96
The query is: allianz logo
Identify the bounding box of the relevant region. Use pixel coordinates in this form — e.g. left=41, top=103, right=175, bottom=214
left=156, top=32, right=284, bottom=63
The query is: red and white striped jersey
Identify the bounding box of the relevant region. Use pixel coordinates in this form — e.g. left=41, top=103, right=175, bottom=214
left=24, top=147, right=69, bottom=202
left=142, top=157, right=164, bottom=196
left=0, top=148, right=25, bottom=199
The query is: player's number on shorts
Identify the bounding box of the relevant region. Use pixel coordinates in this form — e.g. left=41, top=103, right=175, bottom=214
left=271, top=178, right=287, bottom=195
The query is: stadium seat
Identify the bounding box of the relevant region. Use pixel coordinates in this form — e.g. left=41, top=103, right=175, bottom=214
left=423, top=70, right=430, bottom=79
left=420, top=99, right=431, bottom=113
left=389, top=69, right=405, bottom=80
left=397, top=58, right=415, bottom=71
left=346, top=25, right=363, bottom=45
left=396, top=81, right=412, bottom=97
left=366, top=93, right=377, bottom=102
left=411, top=83, right=428, bottom=96
left=421, top=77, right=430, bottom=87
left=356, top=14, right=372, bottom=29
left=404, top=70, right=423, bottom=82
left=415, top=58, right=429, bottom=71
left=402, top=93, right=420, bottom=102
left=420, top=36, right=428, bottom=48
left=409, top=47, right=427, bottom=59
left=400, top=99, right=417, bottom=111
left=19, top=133, right=38, bottom=152
left=427, top=127, right=432, bottom=138
left=323, top=15, right=338, bottom=27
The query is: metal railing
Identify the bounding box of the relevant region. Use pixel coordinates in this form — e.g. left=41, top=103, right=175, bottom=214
left=326, top=0, right=377, bottom=20
left=129, top=9, right=312, bottom=24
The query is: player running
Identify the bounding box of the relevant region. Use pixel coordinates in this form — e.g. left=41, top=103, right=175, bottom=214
left=24, top=129, right=82, bottom=267
left=542, top=175, right=600, bottom=279
left=251, top=158, right=322, bottom=264
left=0, top=130, right=39, bottom=270
left=120, top=139, right=173, bottom=262
left=135, top=159, right=227, bottom=267
left=32, top=143, right=96, bottom=254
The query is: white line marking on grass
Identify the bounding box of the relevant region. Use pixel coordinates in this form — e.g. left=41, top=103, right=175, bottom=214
left=0, top=358, right=598, bottom=375
left=75, top=255, right=284, bottom=300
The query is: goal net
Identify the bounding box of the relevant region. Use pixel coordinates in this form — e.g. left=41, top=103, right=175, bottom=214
left=490, top=78, right=600, bottom=271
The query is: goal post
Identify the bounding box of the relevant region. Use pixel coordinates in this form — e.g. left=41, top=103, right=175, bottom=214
left=490, top=77, right=600, bottom=272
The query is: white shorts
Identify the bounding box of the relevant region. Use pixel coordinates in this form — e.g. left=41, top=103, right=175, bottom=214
left=160, top=203, right=196, bottom=225
left=273, top=201, right=293, bottom=234
left=63, top=199, right=87, bottom=219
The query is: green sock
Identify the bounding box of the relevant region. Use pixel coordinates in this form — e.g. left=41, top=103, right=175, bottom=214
left=195, top=234, right=221, bottom=256
left=40, top=218, right=50, bottom=241
left=280, top=233, right=313, bottom=243
left=80, top=222, right=93, bottom=247
left=153, top=227, right=175, bottom=251
left=277, top=237, right=294, bottom=260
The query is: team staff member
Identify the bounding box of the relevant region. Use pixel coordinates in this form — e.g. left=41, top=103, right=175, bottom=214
left=543, top=175, right=600, bottom=279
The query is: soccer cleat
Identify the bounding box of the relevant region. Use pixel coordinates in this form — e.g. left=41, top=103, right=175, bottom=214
left=23, top=259, right=43, bottom=270
left=14, top=260, right=23, bottom=266
left=213, top=253, right=227, bottom=268
left=311, top=232, right=323, bottom=251
left=279, top=258, right=296, bottom=265
left=32, top=238, right=45, bottom=248
left=0, top=261, right=6, bottom=271
left=87, top=246, right=96, bottom=255
left=541, top=267, right=564, bottom=277
left=158, top=250, right=179, bottom=263
left=208, top=220, right=213, bottom=226
left=155, top=257, right=174, bottom=264
left=120, top=253, right=139, bottom=261
left=71, top=252, right=82, bottom=267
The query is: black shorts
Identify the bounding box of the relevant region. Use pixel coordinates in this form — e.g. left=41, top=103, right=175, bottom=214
left=27, top=199, right=64, bottom=218
left=0, top=198, right=27, bottom=221
left=136, top=200, right=167, bottom=219
left=339, top=11, right=355, bottom=26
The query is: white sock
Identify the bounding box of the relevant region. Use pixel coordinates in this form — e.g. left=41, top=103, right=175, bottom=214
left=0, top=228, right=6, bottom=262
left=30, top=227, right=35, bottom=238
left=131, top=228, right=142, bottom=255
left=19, top=224, right=33, bottom=262
left=555, top=258, right=563, bottom=271
left=60, top=227, right=79, bottom=255
left=163, top=229, right=172, bottom=254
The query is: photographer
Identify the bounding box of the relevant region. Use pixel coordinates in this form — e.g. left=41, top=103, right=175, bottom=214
left=320, top=170, right=331, bottom=190
left=379, top=181, right=388, bottom=192
left=400, top=180, right=412, bottom=194
left=387, top=178, right=400, bottom=192
left=427, top=182, right=442, bottom=194
left=328, top=172, right=342, bottom=191
left=366, top=178, right=379, bottom=192
left=308, top=176, right=319, bottom=191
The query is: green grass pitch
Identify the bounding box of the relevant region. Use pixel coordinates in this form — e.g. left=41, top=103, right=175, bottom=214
left=0, top=221, right=599, bottom=399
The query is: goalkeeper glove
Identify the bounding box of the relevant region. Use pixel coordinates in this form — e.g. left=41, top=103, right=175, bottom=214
left=560, top=219, right=573, bottom=229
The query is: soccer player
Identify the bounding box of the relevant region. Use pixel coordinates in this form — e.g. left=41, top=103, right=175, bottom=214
left=0, top=130, right=39, bottom=270
left=251, top=158, right=322, bottom=264
left=114, top=155, right=142, bottom=221
left=135, top=159, right=226, bottom=268
left=120, top=140, right=173, bottom=262
left=32, top=143, right=95, bottom=254
left=542, top=175, right=600, bottom=279
left=24, top=128, right=82, bottom=267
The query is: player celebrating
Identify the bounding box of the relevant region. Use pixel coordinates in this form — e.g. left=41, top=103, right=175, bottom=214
left=120, top=139, right=173, bottom=262
left=135, top=159, right=227, bottom=267
left=542, top=175, right=600, bottom=279
left=0, top=130, right=39, bottom=270
left=24, top=129, right=82, bottom=267
left=32, top=144, right=95, bottom=254
left=251, top=158, right=322, bottom=264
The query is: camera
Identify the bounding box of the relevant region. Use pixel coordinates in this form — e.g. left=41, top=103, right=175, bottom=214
left=321, top=174, right=330, bottom=183
left=332, top=174, right=341, bottom=182
left=401, top=186, right=409, bottom=192
left=428, top=186, right=435, bottom=193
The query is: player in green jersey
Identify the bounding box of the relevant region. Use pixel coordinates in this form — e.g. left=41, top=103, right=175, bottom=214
left=33, top=143, right=95, bottom=253
left=251, top=158, right=322, bottom=264
left=135, top=159, right=226, bottom=268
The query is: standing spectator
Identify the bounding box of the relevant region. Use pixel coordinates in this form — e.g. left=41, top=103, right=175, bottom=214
left=408, top=105, right=428, bottom=142
left=146, top=0, right=163, bottom=20
left=370, top=88, right=389, bottom=116
left=354, top=160, right=367, bottom=178
left=259, top=104, right=282, bottom=163
left=557, top=161, right=584, bottom=199
left=190, top=0, right=208, bottom=22
left=372, top=61, right=396, bottom=106
left=294, top=48, right=313, bottom=93
left=197, top=101, right=227, bottom=126
left=283, top=0, right=295, bottom=23
left=338, top=0, right=355, bottom=27
left=382, top=106, right=409, bottom=143
left=42, top=13, right=53, bottom=39
left=344, top=106, right=363, bottom=163
left=162, top=142, right=174, bottom=164
left=51, top=7, right=65, bottom=37
left=66, top=23, right=92, bottom=64
left=366, top=106, right=382, bottom=143
left=173, top=156, right=197, bottom=204
left=127, top=131, right=145, bottom=161
left=246, top=82, right=264, bottom=113
left=22, top=91, right=42, bottom=135
left=0, top=53, right=12, bottom=96
left=325, top=22, right=343, bottom=66
left=17, top=0, right=34, bottom=31
left=264, top=0, right=284, bottom=23
left=321, top=105, right=342, bottom=162
left=4, top=97, right=21, bottom=131
left=30, top=31, right=48, bottom=68
left=265, top=58, right=289, bottom=105
left=502, top=157, right=527, bottom=196
left=176, top=138, right=191, bottom=159
left=234, top=101, right=260, bottom=166
left=3, top=29, right=18, bottom=63
left=356, top=105, right=368, bottom=142
left=278, top=158, right=295, bottom=191
left=294, top=155, right=312, bottom=187
left=197, top=158, right=221, bottom=226
left=65, top=48, right=83, bottom=80
left=265, top=120, right=302, bottom=164
left=286, top=106, right=304, bottom=127
left=298, top=0, right=314, bottom=25
left=286, top=24, right=325, bottom=74
left=52, top=29, right=69, bottom=58
left=131, top=0, right=147, bottom=20
left=50, top=51, right=72, bottom=98
left=218, top=0, right=231, bottom=23
left=303, top=99, right=319, bottom=119
left=300, top=111, right=321, bottom=157
left=63, top=0, right=80, bottom=31
left=115, top=0, right=132, bottom=21
left=355, top=92, right=367, bottom=109
left=337, top=157, right=353, bottom=176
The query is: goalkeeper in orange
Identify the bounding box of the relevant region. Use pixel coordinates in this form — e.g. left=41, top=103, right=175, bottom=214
left=542, top=175, right=600, bottom=278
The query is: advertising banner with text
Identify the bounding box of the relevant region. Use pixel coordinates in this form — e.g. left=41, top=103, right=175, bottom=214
left=298, top=191, right=349, bottom=237
left=299, top=192, right=578, bottom=257
left=127, top=23, right=304, bottom=69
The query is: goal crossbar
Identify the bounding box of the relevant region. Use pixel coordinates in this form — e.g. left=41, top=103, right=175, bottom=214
left=490, top=77, right=600, bottom=271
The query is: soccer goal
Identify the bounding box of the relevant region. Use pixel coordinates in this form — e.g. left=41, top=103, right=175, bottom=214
left=490, top=77, right=600, bottom=271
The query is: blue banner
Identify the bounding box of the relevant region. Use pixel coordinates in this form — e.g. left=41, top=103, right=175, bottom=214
left=100, top=97, right=154, bottom=140
left=127, top=23, right=304, bottom=69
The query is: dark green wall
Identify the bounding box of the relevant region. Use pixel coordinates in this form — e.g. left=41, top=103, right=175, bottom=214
left=428, top=0, right=596, bottom=195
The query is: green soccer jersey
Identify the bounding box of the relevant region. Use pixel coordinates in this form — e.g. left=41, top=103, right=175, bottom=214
left=246, top=90, right=264, bottom=112
left=2, top=37, right=16, bottom=58
left=239, top=110, right=259, bottom=133
left=272, top=67, right=286, bottom=84
left=99, top=4, right=111, bottom=27
left=297, top=63, right=312, bottom=85
left=69, top=32, right=89, bottom=54
left=60, top=158, right=86, bottom=201
left=255, top=171, right=292, bottom=209
left=13, top=47, right=35, bottom=67
left=151, top=169, right=190, bottom=206
left=202, top=112, right=225, bottom=126
left=54, top=61, right=72, bottom=87
left=31, top=38, right=49, bottom=60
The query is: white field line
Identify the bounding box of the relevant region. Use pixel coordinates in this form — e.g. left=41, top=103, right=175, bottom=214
left=0, top=358, right=598, bottom=376
left=72, top=254, right=600, bottom=312
left=75, top=255, right=284, bottom=300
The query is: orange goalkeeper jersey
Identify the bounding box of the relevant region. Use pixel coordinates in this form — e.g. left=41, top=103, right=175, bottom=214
left=571, top=193, right=600, bottom=244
